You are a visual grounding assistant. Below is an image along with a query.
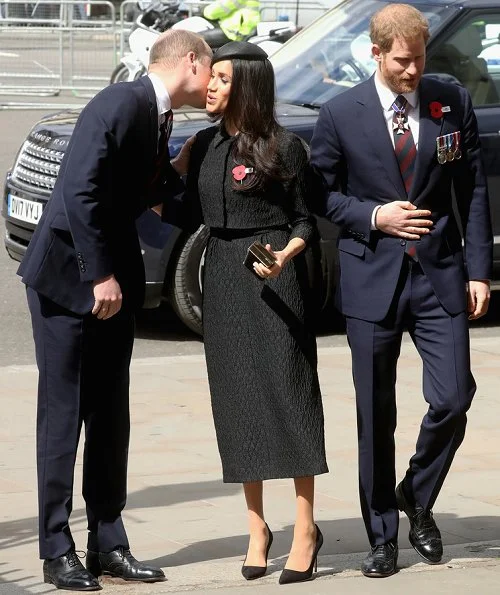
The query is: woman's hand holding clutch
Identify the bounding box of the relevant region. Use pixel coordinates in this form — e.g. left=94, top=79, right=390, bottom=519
left=252, top=237, right=307, bottom=279
left=252, top=244, right=285, bottom=279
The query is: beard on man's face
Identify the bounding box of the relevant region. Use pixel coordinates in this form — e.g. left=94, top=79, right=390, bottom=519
left=383, top=67, right=420, bottom=94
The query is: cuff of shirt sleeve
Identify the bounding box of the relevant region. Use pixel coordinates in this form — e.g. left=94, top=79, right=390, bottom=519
left=371, top=205, right=381, bottom=230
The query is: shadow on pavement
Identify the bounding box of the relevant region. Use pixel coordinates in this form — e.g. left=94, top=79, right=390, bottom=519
left=147, top=514, right=500, bottom=572
left=0, top=563, right=37, bottom=594
left=0, top=480, right=240, bottom=552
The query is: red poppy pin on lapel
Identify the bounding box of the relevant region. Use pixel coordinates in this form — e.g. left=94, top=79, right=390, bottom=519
left=232, top=165, right=254, bottom=183
left=429, top=101, right=451, bottom=119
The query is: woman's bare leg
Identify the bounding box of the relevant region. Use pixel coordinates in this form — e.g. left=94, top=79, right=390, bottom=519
left=284, top=476, right=317, bottom=571
left=243, top=481, right=271, bottom=566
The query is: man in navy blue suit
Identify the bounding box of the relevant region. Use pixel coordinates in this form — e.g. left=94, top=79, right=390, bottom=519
left=310, top=3, right=492, bottom=578
left=18, top=29, right=212, bottom=591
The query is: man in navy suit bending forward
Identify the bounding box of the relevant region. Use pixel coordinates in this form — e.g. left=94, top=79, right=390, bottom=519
left=18, top=30, right=212, bottom=591
left=310, top=3, right=492, bottom=578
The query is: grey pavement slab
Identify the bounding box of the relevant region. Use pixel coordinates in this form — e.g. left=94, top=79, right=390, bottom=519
left=0, top=337, right=499, bottom=593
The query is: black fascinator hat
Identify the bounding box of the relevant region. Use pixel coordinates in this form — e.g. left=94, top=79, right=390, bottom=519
left=211, top=41, right=268, bottom=65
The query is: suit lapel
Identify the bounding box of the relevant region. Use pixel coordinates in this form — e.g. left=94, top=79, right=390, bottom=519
left=410, top=78, right=444, bottom=202
left=359, top=78, right=407, bottom=198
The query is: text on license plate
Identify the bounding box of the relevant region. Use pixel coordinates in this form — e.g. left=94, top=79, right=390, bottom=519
left=8, top=194, right=44, bottom=224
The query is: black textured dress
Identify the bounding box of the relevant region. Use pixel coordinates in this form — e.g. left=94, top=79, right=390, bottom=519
left=172, top=125, right=328, bottom=483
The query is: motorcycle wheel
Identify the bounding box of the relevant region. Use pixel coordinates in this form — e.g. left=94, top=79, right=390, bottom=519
left=110, top=64, right=131, bottom=84
left=110, top=64, right=146, bottom=84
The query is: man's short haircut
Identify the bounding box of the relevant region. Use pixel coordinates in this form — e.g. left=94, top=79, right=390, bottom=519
left=370, top=3, right=430, bottom=53
left=149, top=29, right=211, bottom=68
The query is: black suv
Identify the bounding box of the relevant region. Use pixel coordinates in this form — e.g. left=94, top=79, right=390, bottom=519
left=3, top=0, right=500, bottom=334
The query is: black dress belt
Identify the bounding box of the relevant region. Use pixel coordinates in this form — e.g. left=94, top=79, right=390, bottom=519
left=210, top=224, right=290, bottom=240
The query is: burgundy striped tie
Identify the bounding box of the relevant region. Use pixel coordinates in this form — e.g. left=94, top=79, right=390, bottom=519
left=393, top=96, right=418, bottom=260
left=393, top=95, right=416, bottom=194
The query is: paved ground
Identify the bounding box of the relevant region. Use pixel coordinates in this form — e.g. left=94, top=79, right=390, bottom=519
left=0, top=336, right=499, bottom=594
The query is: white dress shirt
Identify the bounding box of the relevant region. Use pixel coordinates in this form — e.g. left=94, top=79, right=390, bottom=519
left=148, top=72, right=171, bottom=131
left=374, top=72, right=420, bottom=150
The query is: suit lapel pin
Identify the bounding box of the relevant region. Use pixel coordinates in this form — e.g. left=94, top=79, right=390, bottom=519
left=429, top=101, right=451, bottom=119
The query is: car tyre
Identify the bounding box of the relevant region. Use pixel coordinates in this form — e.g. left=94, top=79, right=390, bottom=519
left=169, top=225, right=209, bottom=336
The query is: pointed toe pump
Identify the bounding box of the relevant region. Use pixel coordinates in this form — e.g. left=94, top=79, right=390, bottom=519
left=279, top=524, right=323, bottom=585
left=241, top=523, right=274, bottom=581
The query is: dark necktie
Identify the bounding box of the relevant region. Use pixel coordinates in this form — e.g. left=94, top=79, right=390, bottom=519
left=392, top=95, right=416, bottom=194
left=392, top=95, right=418, bottom=260
left=151, top=109, right=173, bottom=187
left=158, top=109, right=173, bottom=154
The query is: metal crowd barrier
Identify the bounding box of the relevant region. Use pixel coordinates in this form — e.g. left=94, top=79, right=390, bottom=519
left=0, top=0, right=118, bottom=96
left=0, top=0, right=329, bottom=104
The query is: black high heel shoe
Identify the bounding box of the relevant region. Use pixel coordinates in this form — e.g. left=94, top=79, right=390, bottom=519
left=279, top=524, right=323, bottom=585
left=241, top=523, right=274, bottom=580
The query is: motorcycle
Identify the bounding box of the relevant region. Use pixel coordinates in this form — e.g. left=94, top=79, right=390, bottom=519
left=112, top=2, right=296, bottom=84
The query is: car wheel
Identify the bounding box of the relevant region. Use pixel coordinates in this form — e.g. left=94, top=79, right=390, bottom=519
left=169, top=225, right=209, bottom=336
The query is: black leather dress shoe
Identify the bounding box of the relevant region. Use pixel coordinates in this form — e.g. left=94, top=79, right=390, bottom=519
left=396, top=482, right=443, bottom=564
left=86, top=547, right=166, bottom=582
left=361, top=542, right=398, bottom=578
left=43, top=550, right=102, bottom=591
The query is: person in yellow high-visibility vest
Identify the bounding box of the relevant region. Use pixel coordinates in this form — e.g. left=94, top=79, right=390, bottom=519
left=202, top=0, right=261, bottom=47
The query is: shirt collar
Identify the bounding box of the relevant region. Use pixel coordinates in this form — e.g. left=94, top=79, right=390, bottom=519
left=214, top=123, right=237, bottom=148
left=148, top=72, right=171, bottom=117
left=374, top=71, right=418, bottom=112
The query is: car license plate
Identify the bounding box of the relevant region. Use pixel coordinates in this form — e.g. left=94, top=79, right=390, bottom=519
left=7, top=194, right=43, bottom=224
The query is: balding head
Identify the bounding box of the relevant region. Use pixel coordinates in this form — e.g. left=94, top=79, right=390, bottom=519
left=147, top=29, right=213, bottom=109
left=149, top=29, right=212, bottom=70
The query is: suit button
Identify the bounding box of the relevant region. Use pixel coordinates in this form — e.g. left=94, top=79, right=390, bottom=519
left=400, top=239, right=406, bottom=246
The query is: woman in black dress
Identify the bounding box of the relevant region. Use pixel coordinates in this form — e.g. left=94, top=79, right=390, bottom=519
left=168, top=41, right=328, bottom=584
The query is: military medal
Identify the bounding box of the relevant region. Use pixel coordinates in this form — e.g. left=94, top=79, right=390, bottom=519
left=453, top=131, right=462, bottom=160
left=436, top=135, right=447, bottom=164
left=393, top=114, right=409, bottom=134
left=392, top=100, right=409, bottom=135
left=445, top=134, right=455, bottom=162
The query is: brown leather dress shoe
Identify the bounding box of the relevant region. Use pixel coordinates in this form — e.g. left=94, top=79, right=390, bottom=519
left=43, top=550, right=102, bottom=591
left=86, top=547, right=166, bottom=582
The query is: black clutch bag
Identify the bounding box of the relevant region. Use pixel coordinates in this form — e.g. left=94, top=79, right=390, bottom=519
left=243, top=241, right=277, bottom=278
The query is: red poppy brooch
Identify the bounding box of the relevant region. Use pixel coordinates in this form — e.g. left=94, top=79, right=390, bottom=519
left=232, top=164, right=254, bottom=183
left=429, top=101, right=451, bottom=119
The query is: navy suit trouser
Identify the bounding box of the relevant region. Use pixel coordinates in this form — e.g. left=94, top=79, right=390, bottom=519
left=345, top=259, right=476, bottom=547
left=27, top=287, right=134, bottom=560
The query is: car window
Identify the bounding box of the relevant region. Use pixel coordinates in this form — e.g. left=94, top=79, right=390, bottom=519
left=270, top=0, right=453, bottom=107
left=426, top=14, right=500, bottom=106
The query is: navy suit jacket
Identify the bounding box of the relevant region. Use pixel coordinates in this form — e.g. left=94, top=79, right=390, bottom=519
left=18, top=77, right=179, bottom=314
left=310, top=75, right=493, bottom=322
